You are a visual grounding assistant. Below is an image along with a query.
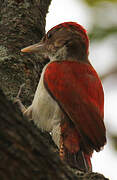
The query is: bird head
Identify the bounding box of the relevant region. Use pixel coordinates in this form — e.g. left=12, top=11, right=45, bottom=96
left=21, top=22, right=89, bottom=62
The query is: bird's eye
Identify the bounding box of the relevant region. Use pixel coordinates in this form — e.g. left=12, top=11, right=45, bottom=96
left=47, top=32, right=52, bottom=39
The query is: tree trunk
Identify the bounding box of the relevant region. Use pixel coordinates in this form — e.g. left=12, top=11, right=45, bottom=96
left=0, top=1, right=109, bottom=179
left=0, top=0, right=50, bottom=104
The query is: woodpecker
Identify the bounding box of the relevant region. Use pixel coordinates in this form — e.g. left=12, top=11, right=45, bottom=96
left=17, top=22, right=106, bottom=172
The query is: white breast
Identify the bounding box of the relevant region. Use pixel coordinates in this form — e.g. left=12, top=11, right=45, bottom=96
left=26, top=64, right=61, bottom=147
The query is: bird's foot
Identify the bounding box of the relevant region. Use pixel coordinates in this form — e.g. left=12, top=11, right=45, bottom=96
left=14, top=83, right=26, bottom=113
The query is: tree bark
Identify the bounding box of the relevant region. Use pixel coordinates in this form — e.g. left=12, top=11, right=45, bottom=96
left=0, top=0, right=50, bottom=104
left=0, top=1, right=109, bottom=179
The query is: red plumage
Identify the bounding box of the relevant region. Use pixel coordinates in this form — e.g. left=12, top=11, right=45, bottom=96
left=44, top=60, right=106, bottom=170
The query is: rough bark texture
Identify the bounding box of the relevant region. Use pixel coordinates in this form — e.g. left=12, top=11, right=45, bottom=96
left=0, top=0, right=50, bottom=104
left=0, top=0, right=109, bottom=179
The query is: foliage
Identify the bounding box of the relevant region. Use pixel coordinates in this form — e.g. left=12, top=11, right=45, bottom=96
left=84, top=0, right=117, bottom=6
left=111, top=135, right=117, bottom=151
left=89, top=26, right=117, bottom=41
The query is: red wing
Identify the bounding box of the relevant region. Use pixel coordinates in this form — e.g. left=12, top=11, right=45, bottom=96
left=44, top=61, right=106, bottom=151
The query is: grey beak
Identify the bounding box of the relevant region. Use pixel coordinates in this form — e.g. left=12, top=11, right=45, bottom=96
left=21, top=42, right=46, bottom=53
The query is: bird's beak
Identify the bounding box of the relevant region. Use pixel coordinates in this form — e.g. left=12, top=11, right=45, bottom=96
left=21, top=42, right=46, bottom=53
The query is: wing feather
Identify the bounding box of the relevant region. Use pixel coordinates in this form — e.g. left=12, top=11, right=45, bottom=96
left=44, top=61, right=106, bottom=151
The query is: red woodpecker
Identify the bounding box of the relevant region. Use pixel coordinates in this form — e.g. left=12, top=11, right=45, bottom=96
left=18, top=22, right=106, bottom=172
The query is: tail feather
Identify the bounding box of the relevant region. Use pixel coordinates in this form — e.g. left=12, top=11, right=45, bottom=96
left=64, top=149, right=92, bottom=172
left=60, top=121, right=92, bottom=171
left=59, top=137, right=92, bottom=172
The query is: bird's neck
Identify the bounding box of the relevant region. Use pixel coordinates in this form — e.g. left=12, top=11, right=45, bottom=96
left=49, top=45, right=89, bottom=63
left=49, top=46, right=67, bottom=62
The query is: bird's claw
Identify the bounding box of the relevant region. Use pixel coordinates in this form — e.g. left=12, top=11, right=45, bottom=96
left=13, top=83, right=26, bottom=114
left=13, top=83, right=25, bottom=104
left=16, top=83, right=25, bottom=99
